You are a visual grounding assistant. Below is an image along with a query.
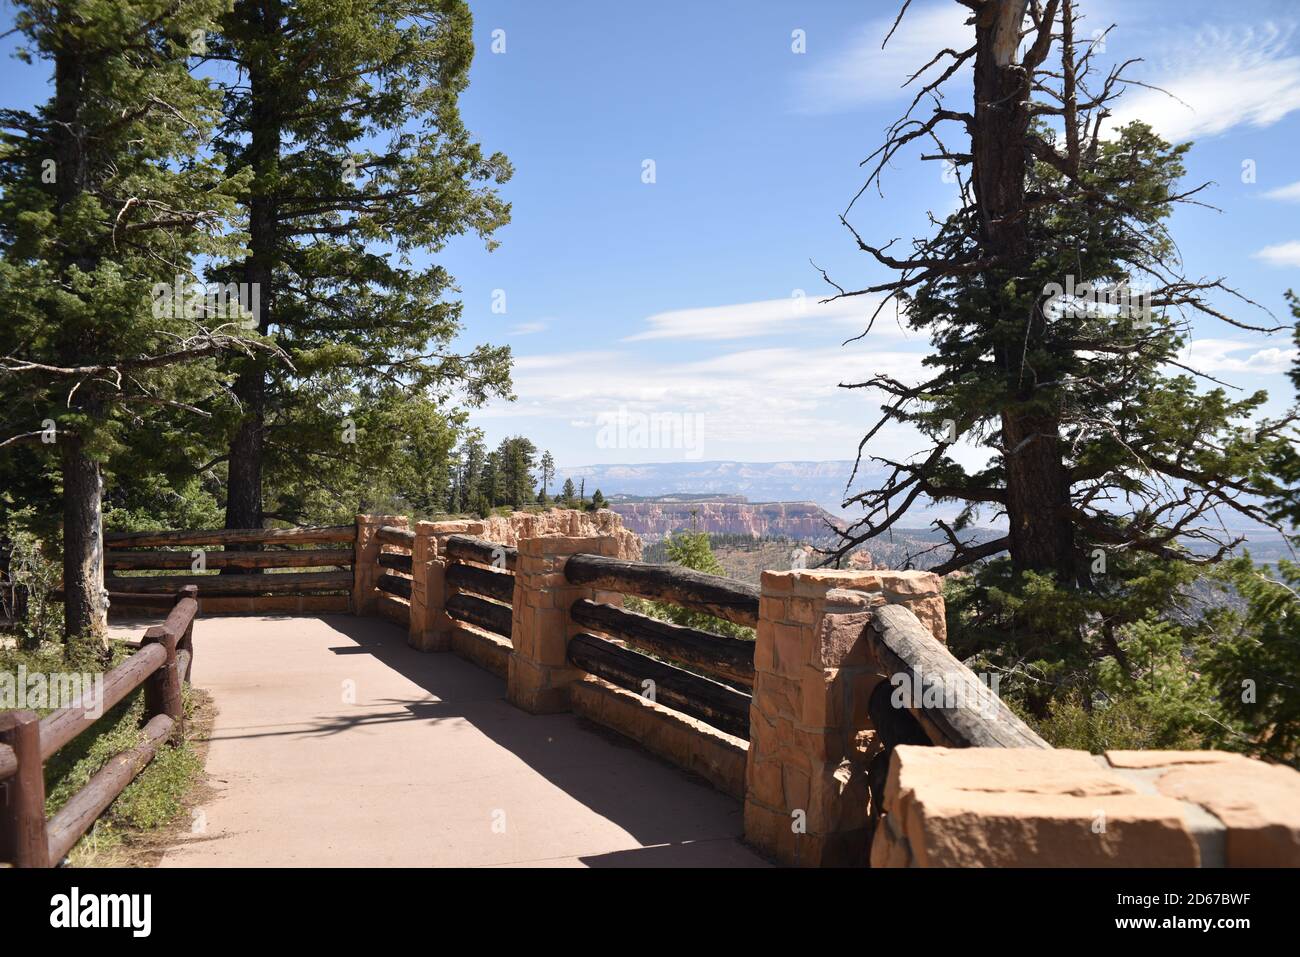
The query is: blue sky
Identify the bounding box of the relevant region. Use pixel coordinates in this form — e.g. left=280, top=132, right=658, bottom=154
left=435, top=0, right=1300, bottom=470
left=2, top=0, right=1297, bottom=475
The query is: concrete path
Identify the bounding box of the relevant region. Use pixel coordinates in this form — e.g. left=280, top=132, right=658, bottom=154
left=110, top=615, right=768, bottom=867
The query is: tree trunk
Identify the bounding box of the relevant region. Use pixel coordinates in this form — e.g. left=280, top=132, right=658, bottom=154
left=223, top=0, right=281, bottom=551
left=971, top=0, right=1077, bottom=584
left=61, top=436, right=107, bottom=641
left=52, top=17, right=107, bottom=641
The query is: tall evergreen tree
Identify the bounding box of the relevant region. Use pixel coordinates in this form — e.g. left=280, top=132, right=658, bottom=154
left=827, top=0, right=1295, bottom=708
left=0, top=0, right=273, bottom=640
left=539, top=450, right=555, bottom=501
left=204, top=0, right=513, bottom=536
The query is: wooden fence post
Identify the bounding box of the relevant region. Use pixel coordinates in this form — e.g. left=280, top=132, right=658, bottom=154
left=175, top=585, right=197, bottom=682
left=142, top=625, right=184, bottom=730
left=0, top=710, right=49, bottom=867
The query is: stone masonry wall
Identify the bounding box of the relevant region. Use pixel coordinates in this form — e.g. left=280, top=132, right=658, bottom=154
left=744, top=567, right=947, bottom=866
left=872, top=745, right=1300, bottom=867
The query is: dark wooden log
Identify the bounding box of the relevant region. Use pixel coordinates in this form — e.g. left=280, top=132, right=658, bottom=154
left=378, top=552, right=413, bottom=573
left=39, top=643, right=167, bottom=762
left=447, top=561, right=516, bottom=604
left=376, top=572, right=412, bottom=600
left=570, top=599, right=754, bottom=688
left=45, top=714, right=174, bottom=864
left=142, top=626, right=183, bottom=729
left=866, top=604, right=1050, bottom=749
left=104, top=525, right=355, bottom=548
left=0, top=710, right=48, bottom=867
left=445, top=592, right=512, bottom=639
left=377, top=525, right=415, bottom=548
left=443, top=535, right=517, bottom=571
left=106, top=548, right=353, bottom=570
left=567, top=632, right=751, bottom=739
left=174, top=586, right=196, bottom=683
left=563, top=554, right=759, bottom=627
left=105, top=570, right=352, bottom=596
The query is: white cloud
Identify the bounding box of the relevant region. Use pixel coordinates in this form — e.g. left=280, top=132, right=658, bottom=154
left=625, top=294, right=913, bottom=343
left=1105, top=22, right=1300, bottom=141
left=1253, top=240, right=1300, bottom=268
left=1263, top=180, right=1300, bottom=202
left=789, top=3, right=971, bottom=115
left=1179, top=338, right=1298, bottom=375
left=479, top=344, right=935, bottom=460
left=508, top=321, right=549, bottom=336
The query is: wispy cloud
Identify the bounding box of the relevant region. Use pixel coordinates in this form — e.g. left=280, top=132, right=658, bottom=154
left=1180, top=338, right=1298, bottom=375
left=1105, top=22, right=1300, bottom=141
left=480, top=344, right=933, bottom=458
left=1253, top=240, right=1300, bottom=268
left=788, top=3, right=970, bottom=115
left=625, top=294, right=911, bottom=343
left=508, top=321, right=549, bottom=336
left=1263, top=180, right=1300, bottom=202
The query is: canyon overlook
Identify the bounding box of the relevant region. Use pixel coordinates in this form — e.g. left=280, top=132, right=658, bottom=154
left=609, top=498, right=844, bottom=542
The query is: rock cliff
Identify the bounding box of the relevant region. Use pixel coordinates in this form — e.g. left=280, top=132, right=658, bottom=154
left=610, top=500, right=843, bottom=542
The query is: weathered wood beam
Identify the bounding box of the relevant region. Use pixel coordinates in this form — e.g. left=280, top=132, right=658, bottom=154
left=376, top=572, right=412, bottom=599
left=866, top=604, right=1050, bottom=749
left=563, top=554, right=759, bottom=627
left=570, top=599, right=753, bottom=688
left=44, top=714, right=174, bottom=864
left=377, top=525, right=415, bottom=548
left=106, top=548, right=353, bottom=570
left=446, top=561, right=515, bottom=604
left=104, top=525, right=355, bottom=548
left=445, top=592, right=512, bottom=639
left=443, top=534, right=517, bottom=571
left=378, top=552, right=413, bottom=573
left=567, top=632, right=751, bottom=739
left=104, top=570, right=352, bottom=596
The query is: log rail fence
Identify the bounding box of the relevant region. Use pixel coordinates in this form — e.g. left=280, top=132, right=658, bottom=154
left=1, top=587, right=198, bottom=867
left=7, top=510, right=1058, bottom=867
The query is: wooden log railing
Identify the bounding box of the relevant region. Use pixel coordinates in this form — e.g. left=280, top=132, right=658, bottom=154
left=567, top=632, right=751, bottom=739
left=441, top=536, right=517, bottom=643
left=446, top=591, right=512, bottom=639
left=0, top=587, right=198, bottom=868
left=859, top=604, right=1050, bottom=833
left=570, top=599, right=754, bottom=689
left=557, top=551, right=758, bottom=738
left=102, top=524, right=356, bottom=611
left=443, top=534, right=517, bottom=571
left=446, top=561, right=515, bottom=605
left=865, top=604, right=1049, bottom=750
left=563, top=553, right=759, bottom=627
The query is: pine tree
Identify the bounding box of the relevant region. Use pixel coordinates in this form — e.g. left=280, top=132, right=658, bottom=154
left=539, top=450, right=555, bottom=500
left=204, top=0, right=513, bottom=534
left=826, top=0, right=1295, bottom=717
left=560, top=477, right=577, bottom=505
left=590, top=488, right=607, bottom=510
left=0, top=0, right=273, bottom=640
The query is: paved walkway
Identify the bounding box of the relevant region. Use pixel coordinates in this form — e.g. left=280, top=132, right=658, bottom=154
left=110, top=615, right=767, bottom=867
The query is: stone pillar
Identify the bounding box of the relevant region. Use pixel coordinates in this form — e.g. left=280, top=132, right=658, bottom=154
left=353, top=514, right=404, bottom=616
left=507, top=533, right=621, bottom=714
left=408, top=521, right=452, bottom=652
left=744, top=568, right=945, bottom=867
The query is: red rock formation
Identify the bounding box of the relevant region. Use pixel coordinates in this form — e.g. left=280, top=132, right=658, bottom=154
left=610, top=500, right=843, bottom=542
